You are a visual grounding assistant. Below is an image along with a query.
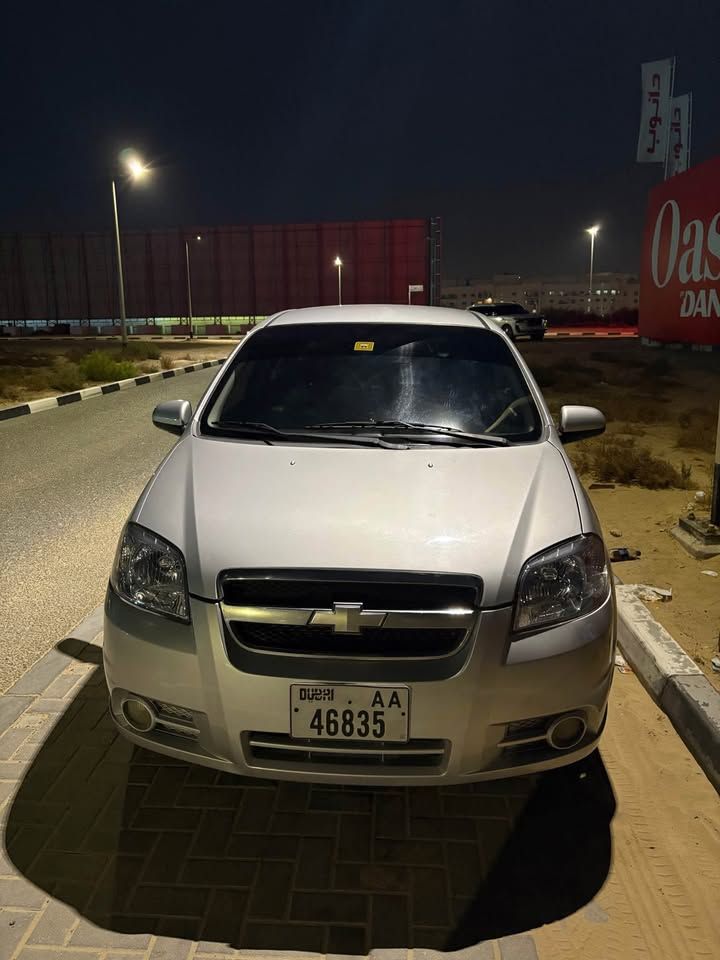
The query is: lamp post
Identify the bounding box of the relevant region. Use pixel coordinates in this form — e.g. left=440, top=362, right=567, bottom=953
left=185, top=235, right=202, bottom=338
left=112, top=152, right=149, bottom=345
left=334, top=256, right=343, bottom=305
left=585, top=225, right=600, bottom=314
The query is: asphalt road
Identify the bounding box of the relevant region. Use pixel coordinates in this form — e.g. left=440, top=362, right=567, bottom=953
left=0, top=369, right=217, bottom=692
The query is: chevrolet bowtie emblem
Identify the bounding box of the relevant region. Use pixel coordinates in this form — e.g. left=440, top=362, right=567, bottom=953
left=309, top=602, right=385, bottom=634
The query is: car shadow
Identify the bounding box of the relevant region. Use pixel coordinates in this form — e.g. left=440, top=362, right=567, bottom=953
left=6, top=655, right=615, bottom=954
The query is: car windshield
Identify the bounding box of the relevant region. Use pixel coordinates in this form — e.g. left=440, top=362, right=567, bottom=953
left=201, top=322, right=542, bottom=442
left=474, top=303, right=526, bottom=316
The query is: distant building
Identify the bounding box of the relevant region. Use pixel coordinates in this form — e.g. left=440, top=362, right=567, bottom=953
left=440, top=273, right=640, bottom=314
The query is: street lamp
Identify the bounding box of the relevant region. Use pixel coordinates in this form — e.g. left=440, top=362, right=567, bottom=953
left=334, top=256, right=343, bottom=305
left=112, top=151, right=149, bottom=345
left=185, top=235, right=202, bottom=338
left=585, top=225, right=600, bottom=314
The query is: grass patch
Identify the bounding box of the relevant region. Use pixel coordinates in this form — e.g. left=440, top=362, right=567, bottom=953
left=677, top=407, right=716, bottom=453
left=49, top=361, right=83, bottom=393
left=160, top=354, right=174, bottom=370
left=570, top=436, right=692, bottom=489
left=78, top=351, right=137, bottom=382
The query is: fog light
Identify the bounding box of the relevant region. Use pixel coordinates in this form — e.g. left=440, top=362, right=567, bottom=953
left=121, top=697, right=156, bottom=733
left=546, top=714, right=587, bottom=750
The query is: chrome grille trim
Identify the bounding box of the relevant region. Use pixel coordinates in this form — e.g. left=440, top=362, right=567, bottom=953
left=245, top=732, right=448, bottom=770
left=220, top=604, right=475, bottom=632
left=248, top=734, right=445, bottom=758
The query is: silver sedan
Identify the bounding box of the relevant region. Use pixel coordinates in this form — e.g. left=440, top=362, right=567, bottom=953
left=104, top=304, right=614, bottom=785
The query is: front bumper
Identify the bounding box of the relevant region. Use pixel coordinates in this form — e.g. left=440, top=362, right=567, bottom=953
left=514, top=320, right=546, bottom=335
left=103, top=587, right=615, bottom=786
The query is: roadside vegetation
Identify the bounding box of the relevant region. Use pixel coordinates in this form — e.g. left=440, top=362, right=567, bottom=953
left=676, top=407, right=716, bottom=453
left=529, top=343, right=715, bottom=492
left=0, top=339, right=231, bottom=404
left=571, top=436, right=693, bottom=490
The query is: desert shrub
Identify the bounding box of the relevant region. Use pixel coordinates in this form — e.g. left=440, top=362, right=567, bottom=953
left=124, top=342, right=161, bottom=360
left=570, top=436, right=692, bottom=489
left=677, top=407, right=716, bottom=452
left=160, top=354, right=174, bottom=370
left=79, top=350, right=137, bottom=382
left=0, top=374, right=24, bottom=401
left=586, top=393, right=665, bottom=424
left=0, top=366, right=54, bottom=400
left=49, top=361, right=83, bottom=393
left=613, top=422, right=646, bottom=437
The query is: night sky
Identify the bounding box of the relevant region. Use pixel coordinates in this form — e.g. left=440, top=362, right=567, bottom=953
left=2, top=0, right=718, bottom=280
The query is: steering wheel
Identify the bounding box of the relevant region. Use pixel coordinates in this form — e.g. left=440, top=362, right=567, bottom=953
left=485, top=395, right=533, bottom=435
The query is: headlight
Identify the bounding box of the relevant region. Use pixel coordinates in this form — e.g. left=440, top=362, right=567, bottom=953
left=514, top=534, right=609, bottom=632
left=111, top=522, right=190, bottom=622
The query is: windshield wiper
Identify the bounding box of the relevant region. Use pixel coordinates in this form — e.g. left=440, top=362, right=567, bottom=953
left=305, top=420, right=509, bottom=447
left=209, top=420, right=401, bottom=448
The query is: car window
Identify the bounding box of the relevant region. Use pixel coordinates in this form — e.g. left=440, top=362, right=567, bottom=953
left=201, top=323, right=543, bottom=442
left=476, top=303, right=526, bottom=316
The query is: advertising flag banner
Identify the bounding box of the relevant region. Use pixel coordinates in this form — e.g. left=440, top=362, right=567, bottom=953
left=637, top=59, right=674, bottom=163
left=668, top=93, right=691, bottom=177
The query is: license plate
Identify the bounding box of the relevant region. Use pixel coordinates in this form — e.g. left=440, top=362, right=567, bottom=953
left=290, top=684, right=410, bottom=742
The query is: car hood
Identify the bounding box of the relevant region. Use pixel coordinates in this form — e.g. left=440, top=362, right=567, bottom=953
left=134, top=435, right=581, bottom=606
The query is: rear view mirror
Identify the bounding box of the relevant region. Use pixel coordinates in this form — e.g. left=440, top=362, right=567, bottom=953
left=558, top=405, right=605, bottom=444
left=152, top=399, right=192, bottom=435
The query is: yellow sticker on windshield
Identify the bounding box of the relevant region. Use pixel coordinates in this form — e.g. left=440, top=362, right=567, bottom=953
left=354, top=341, right=375, bottom=352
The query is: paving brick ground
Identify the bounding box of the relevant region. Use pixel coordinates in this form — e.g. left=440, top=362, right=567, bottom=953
left=0, top=618, right=624, bottom=959
left=2, top=614, right=719, bottom=959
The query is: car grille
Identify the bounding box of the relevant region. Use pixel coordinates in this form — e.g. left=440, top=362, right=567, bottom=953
left=246, top=731, right=447, bottom=770
left=230, top=622, right=466, bottom=657
left=220, top=573, right=480, bottom=609
left=219, top=569, right=481, bottom=662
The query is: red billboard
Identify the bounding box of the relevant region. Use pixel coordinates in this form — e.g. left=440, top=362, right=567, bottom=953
left=0, top=218, right=439, bottom=323
left=640, top=155, right=720, bottom=345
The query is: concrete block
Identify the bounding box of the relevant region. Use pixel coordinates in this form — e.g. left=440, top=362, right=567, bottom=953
left=661, top=674, right=720, bottom=794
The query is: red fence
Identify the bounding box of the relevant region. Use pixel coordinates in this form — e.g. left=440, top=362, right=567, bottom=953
left=0, top=219, right=438, bottom=323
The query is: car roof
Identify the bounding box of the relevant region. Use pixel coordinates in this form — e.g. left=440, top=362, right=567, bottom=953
left=469, top=302, right=522, bottom=310
left=264, top=303, right=492, bottom=330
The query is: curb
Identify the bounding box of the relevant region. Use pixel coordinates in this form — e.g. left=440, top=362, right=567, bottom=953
left=0, top=359, right=226, bottom=422
left=616, top=584, right=720, bottom=793
left=640, top=336, right=720, bottom=352
left=545, top=330, right=637, bottom=338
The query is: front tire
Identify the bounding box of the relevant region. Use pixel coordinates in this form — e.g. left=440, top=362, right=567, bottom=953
left=530, top=331, right=545, bottom=341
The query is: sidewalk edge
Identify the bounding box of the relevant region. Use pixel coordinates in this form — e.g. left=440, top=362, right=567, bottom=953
left=616, top=584, right=720, bottom=793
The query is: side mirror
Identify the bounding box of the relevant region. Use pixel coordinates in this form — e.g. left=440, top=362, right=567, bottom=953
left=152, top=399, right=192, bottom=435
left=558, top=405, right=605, bottom=444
